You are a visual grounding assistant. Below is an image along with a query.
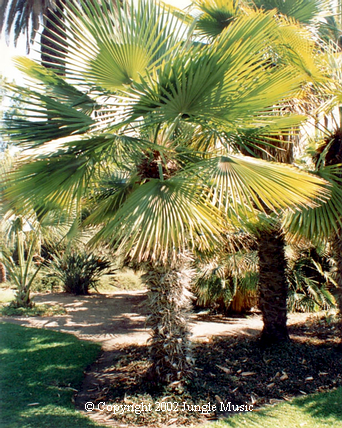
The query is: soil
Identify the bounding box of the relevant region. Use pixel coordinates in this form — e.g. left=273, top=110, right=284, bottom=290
left=1, top=289, right=342, bottom=427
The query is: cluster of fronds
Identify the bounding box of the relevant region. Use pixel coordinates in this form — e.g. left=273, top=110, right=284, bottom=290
left=194, top=250, right=259, bottom=314
left=47, top=251, right=112, bottom=295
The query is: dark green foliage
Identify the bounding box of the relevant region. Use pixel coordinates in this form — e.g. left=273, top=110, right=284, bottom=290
left=32, top=271, right=62, bottom=293
left=48, top=251, right=113, bottom=295
left=288, top=247, right=336, bottom=312
left=193, top=250, right=259, bottom=314
left=193, top=244, right=335, bottom=316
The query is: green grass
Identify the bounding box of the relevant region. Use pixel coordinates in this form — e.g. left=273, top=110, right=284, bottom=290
left=0, top=303, right=66, bottom=317
left=0, top=287, right=15, bottom=304
left=204, top=387, right=342, bottom=428
left=0, top=322, right=107, bottom=428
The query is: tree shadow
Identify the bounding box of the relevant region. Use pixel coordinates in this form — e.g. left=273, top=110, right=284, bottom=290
left=76, top=327, right=342, bottom=423
left=0, top=322, right=103, bottom=428
left=294, top=387, right=342, bottom=420
left=1, top=291, right=150, bottom=341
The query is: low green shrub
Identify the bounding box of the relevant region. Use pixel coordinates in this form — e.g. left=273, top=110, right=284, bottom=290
left=48, top=251, right=114, bottom=295
left=0, top=303, right=66, bottom=317
left=32, top=271, right=62, bottom=293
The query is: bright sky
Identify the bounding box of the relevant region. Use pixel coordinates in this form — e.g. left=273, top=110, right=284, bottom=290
left=0, top=39, right=24, bottom=82
left=0, top=0, right=191, bottom=83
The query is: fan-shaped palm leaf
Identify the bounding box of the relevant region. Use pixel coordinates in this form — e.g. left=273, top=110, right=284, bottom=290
left=88, top=178, right=226, bottom=262
left=41, top=0, right=188, bottom=89
left=185, top=154, right=328, bottom=215
left=252, top=0, right=332, bottom=25
left=283, top=165, right=342, bottom=243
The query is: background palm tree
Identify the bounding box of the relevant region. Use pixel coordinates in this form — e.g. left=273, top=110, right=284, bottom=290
left=0, top=0, right=67, bottom=73
left=184, top=0, right=336, bottom=344
left=284, top=126, right=342, bottom=324
left=2, top=0, right=331, bottom=384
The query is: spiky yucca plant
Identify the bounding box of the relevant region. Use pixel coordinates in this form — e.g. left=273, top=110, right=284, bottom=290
left=1, top=231, right=41, bottom=308
left=48, top=251, right=112, bottom=295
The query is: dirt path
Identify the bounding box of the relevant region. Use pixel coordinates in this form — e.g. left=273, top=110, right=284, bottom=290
left=1, top=289, right=324, bottom=428
left=1, top=289, right=313, bottom=350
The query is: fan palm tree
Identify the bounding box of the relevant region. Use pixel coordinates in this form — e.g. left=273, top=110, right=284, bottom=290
left=182, top=0, right=336, bottom=344
left=2, top=0, right=331, bottom=384
left=284, top=126, right=342, bottom=322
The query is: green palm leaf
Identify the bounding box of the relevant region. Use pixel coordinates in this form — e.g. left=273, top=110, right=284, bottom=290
left=3, top=82, right=94, bottom=147
left=13, top=57, right=98, bottom=114
left=127, top=12, right=304, bottom=127
left=42, top=0, right=187, bottom=90
left=193, top=0, right=241, bottom=39
left=89, top=178, right=226, bottom=262
left=186, top=154, right=329, bottom=216
left=5, top=130, right=152, bottom=213
left=252, top=0, right=332, bottom=24
left=283, top=165, right=342, bottom=243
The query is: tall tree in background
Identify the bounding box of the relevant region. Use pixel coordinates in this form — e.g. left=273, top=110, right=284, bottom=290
left=186, top=0, right=335, bottom=344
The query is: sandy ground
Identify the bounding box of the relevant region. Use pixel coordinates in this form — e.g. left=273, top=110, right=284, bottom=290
left=0, top=289, right=313, bottom=350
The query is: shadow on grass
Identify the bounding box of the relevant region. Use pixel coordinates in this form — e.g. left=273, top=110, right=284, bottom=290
left=295, top=387, right=342, bottom=420
left=218, top=388, right=342, bottom=428
left=0, top=322, right=105, bottom=428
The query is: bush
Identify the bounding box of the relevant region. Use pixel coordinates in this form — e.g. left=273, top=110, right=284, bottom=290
left=32, top=272, right=62, bottom=293
left=48, top=251, right=113, bottom=295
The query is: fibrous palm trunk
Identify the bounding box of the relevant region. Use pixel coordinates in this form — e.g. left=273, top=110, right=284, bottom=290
left=242, top=138, right=293, bottom=344
left=258, top=224, right=290, bottom=345
left=332, top=229, right=342, bottom=318
left=143, top=258, right=194, bottom=386
left=0, top=262, right=6, bottom=283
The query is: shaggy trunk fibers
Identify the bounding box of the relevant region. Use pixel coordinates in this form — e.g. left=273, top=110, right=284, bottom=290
left=143, top=259, right=194, bottom=386
left=258, top=225, right=290, bottom=345
left=332, top=230, right=342, bottom=318
left=0, top=262, right=6, bottom=283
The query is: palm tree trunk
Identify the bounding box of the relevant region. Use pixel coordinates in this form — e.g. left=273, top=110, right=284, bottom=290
left=143, top=258, right=194, bottom=386
left=331, top=229, right=342, bottom=317
left=41, top=0, right=67, bottom=75
left=258, top=224, right=290, bottom=345
left=0, top=262, right=6, bottom=283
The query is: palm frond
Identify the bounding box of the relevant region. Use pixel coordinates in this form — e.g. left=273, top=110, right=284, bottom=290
left=193, top=0, right=242, bottom=39
left=89, top=178, right=226, bottom=262
left=283, top=165, right=342, bottom=243
left=251, top=0, right=332, bottom=24
left=3, top=82, right=94, bottom=148
left=185, top=154, right=329, bottom=216
left=40, top=0, right=188, bottom=90
left=13, top=57, right=98, bottom=114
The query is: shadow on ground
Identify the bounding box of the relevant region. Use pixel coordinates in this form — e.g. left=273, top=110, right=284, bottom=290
left=75, top=317, right=342, bottom=426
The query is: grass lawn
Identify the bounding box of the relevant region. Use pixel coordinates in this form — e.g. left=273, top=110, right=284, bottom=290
left=0, top=322, right=107, bottom=428
left=204, top=387, right=342, bottom=428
